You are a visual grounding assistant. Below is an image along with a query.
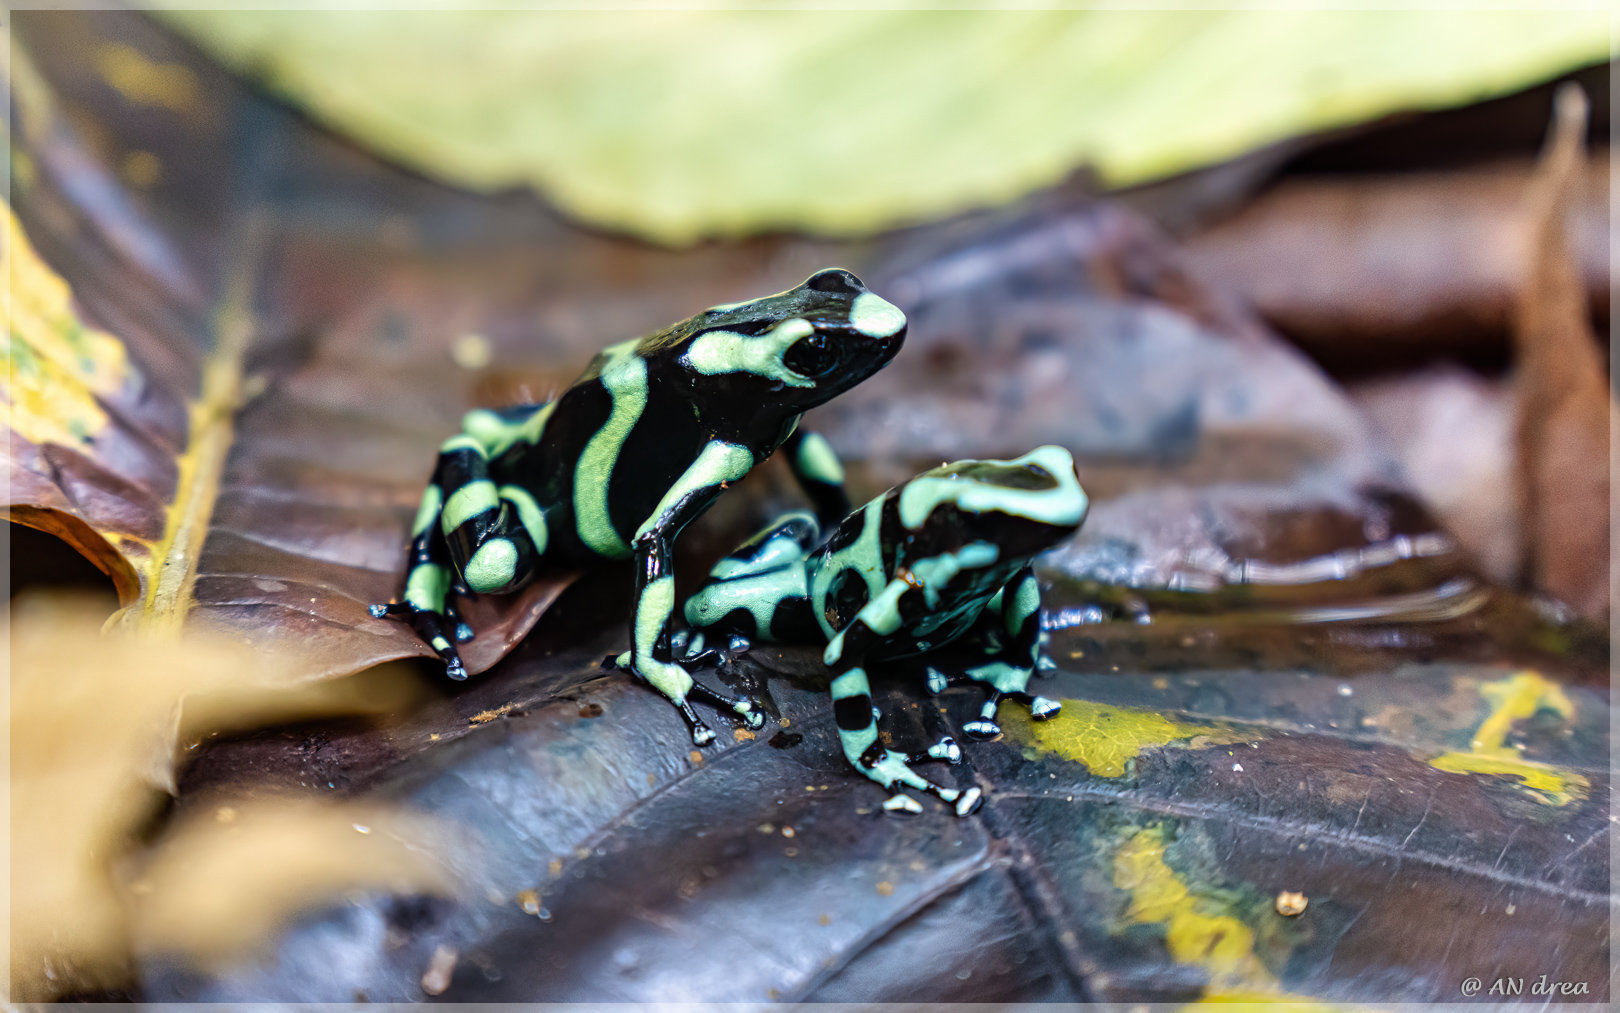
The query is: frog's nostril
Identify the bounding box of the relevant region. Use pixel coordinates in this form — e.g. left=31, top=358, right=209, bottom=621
left=806, top=268, right=863, bottom=294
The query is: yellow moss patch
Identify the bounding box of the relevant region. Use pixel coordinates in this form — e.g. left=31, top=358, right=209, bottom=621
left=1428, top=670, right=1587, bottom=806
left=1185, top=992, right=1350, bottom=1011
left=3, top=205, right=131, bottom=449
left=1003, top=698, right=1249, bottom=777
left=1114, top=826, right=1273, bottom=988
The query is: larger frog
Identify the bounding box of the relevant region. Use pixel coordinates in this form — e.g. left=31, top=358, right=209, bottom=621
left=676, top=445, right=1087, bottom=815
left=372, top=269, right=907, bottom=745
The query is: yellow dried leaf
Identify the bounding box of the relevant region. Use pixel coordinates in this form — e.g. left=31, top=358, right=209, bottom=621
left=6, top=594, right=441, bottom=999
left=130, top=795, right=450, bottom=967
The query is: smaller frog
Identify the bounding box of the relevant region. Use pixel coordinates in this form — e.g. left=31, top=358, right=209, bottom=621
left=675, top=445, right=1087, bottom=815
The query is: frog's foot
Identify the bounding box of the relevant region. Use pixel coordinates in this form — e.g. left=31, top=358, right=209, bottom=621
left=370, top=600, right=471, bottom=681
left=963, top=689, right=1062, bottom=740
left=686, top=680, right=767, bottom=731
left=858, top=745, right=982, bottom=818
left=924, top=666, right=950, bottom=695
left=907, top=735, right=963, bottom=766
left=614, top=651, right=765, bottom=743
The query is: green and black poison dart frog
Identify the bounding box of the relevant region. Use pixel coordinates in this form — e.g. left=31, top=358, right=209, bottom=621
left=371, top=269, right=907, bottom=746
left=674, top=445, right=1087, bottom=815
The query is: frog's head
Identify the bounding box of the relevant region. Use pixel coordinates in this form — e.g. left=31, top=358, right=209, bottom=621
left=906, top=446, right=1088, bottom=559
left=673, top=268, right=906, bottom=412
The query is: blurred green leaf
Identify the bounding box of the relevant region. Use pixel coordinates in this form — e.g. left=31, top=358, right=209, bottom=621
left=155, top=6, right=1607, bottom=243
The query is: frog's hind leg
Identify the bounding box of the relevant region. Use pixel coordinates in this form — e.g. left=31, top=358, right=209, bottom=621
left=434, top=433, right=546, bottom=596
left=682, top=510, right=820, bottom=650
left=831, top=667, right=982, bottom=817
left=961, top=565, right=1061, bottom=739
left=370, top=486, right=477, bottom=680
left=373, top=407, right=553, bottom=680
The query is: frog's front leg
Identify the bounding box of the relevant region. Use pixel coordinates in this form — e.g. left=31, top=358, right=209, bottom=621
left=961, top=565, right=1061, bottom=740
left=826, top=578, right=982, bottom=817
left=620, top=440, right=767, bottom=745
left=783, top=429, right=851, bottom=526
left=830, top=666, right=982, bottom=817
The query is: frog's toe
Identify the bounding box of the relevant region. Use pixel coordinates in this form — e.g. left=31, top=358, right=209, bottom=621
left=445, top=657, right=468, bottom=682
left=454, top=622, right=475, bottom=643
left=914, top=736, right=962, bottom=765
left=690, top=722, right=716, bottom=747
left=1030, top=695, right=1061, bottom=720
left=952, top=786, right=984, bottom=817
left=963, top=718, right=1002, bottom=741
left=882, top=793, right=923, bottom=815
left=368, top=602, right=391, bottom=619
left=686, top=680, right=768, bottom=731
left=924, top=666, right=949, bottom=694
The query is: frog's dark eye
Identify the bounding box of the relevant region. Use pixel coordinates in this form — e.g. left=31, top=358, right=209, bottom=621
left=805, top=269, right=863, bottom=295
left=785, top=333, right=838, bottom=377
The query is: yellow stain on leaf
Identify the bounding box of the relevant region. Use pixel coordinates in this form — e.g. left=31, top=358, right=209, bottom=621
left=3, top=204, right=131, bottom=449
left=1184, top=992, right=1354, bottom=1011
left=1114, top=826, right=1273, bottom=989
left=1429, top=670, right=1587, bottom=806
left=7, top=594, right=442, bottom=1000
left=155, top=8, right=1607, bottom=243
left=1002, top=698, right=1250, bottom=778
left=93, top=42, right=203, bottom=116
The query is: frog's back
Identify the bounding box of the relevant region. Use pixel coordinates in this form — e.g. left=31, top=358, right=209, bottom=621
left=489, top=337, right=708, bottom=564
left=806, top=446, right=1087, bottom=658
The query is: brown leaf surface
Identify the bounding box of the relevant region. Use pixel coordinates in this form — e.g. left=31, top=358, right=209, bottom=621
left=4, top=26, right=579, bottom=678
left=1512, top=85, right=1613, bottom=619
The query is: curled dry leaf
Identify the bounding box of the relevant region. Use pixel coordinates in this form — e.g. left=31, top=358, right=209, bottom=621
left=1512, top=84, right=1613, bottom=620
left=6, top=593, right=445, bottom=1000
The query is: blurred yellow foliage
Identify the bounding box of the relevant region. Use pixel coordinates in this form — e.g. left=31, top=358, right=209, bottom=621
left=156, top=7, right=1608, bottom=243
left=6, top=594, right=449, bottom=1000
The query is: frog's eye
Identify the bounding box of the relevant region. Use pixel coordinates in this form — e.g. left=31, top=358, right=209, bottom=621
left=784, top=333, right=838, bottom=377
left=805, top=269, right=863, bottom=295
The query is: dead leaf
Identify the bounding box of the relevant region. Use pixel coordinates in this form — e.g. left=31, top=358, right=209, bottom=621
left=4, top=37, right=572, bottom=680
left=1512, top=84, right=1613, bottom=619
